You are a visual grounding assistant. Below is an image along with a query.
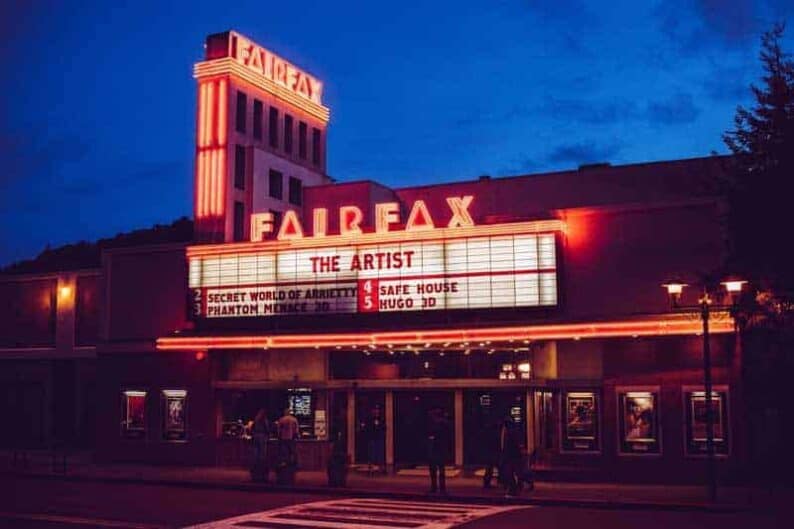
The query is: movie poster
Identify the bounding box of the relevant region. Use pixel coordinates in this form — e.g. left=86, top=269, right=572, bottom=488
left=618, top=390, right=661, bottom=455
left=684, top=388, right=729, bottom=456
left=122, top=390, right=146, bottom=439
left=162, top=390, right=187, bottom=441
left=562, top=391, right=599, bottom=452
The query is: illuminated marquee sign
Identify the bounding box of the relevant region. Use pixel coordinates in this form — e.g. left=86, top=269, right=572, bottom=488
left=188, top=199, right=560, bottom=319
left=232, top=32, right=323, bottom=105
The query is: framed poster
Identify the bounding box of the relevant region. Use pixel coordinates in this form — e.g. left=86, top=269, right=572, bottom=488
left=561, top=391, right=599, bottom=453
left=162, top=389, right=187, bottom=441
left=683, top=386, right=729, bottom=456
left=122, top=390, right=147, bottom=439
left=617, top=388, right=661, bottom=455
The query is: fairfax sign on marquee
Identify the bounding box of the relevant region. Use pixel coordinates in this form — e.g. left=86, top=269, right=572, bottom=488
left=188, top=196, right=560, bottom=319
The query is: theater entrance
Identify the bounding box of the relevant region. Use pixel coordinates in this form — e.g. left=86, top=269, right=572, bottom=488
left=463, top=390, right=527, bottom=465
left=394, top=391, right=454, bottom=467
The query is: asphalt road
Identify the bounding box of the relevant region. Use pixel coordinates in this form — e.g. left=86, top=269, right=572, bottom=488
left=0, top=475, right=786, bottom=529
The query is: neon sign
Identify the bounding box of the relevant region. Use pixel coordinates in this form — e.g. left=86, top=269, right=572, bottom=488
left=250, top=195, right=475, bottom=242
left=232, top=32, right=323, bottom=105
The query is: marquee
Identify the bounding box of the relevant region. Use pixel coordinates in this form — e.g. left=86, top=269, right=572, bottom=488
left=188, top=218, right=562, bottom=319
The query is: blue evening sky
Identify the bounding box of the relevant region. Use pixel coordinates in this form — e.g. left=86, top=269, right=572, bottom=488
left=1, top=0, right=793, bottom=265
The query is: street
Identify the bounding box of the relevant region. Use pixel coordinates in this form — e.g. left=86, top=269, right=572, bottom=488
left=0, top=475, right=786, bottom=529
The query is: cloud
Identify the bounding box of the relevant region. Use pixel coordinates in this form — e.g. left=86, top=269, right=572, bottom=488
left=654, top=0, right=793, bottom=55
left=547, top=140, right=622, bottom=165
left=645, top=93, right=701, bottom=125
left=540, top=96, right=639, bottom=125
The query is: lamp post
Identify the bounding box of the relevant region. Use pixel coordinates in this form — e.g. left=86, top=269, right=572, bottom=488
left=662, top=278, right=745, bottom=503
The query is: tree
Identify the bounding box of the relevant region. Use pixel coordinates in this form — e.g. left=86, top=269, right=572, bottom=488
left=723, top=22, right=794, bottom=298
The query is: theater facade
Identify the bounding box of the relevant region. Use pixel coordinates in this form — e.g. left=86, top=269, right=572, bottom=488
left=2, top=31, right=746, bottom=483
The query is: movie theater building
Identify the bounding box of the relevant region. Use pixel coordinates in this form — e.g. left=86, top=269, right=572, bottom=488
left=3, top=31, right=746, bottom=482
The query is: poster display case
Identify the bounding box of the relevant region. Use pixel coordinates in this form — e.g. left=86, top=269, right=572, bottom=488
left=122, top=390, right=147, bottom=439
left=561, top=391, right=600, bottom=453
left=683, top=386, right=729, bottom=456
left=617, top=388, right=661, bottom=455
left=162, top=389, right=187, bottom=441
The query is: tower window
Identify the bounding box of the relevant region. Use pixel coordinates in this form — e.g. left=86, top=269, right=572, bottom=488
left=269, top=107, right=279, bottom=148
left=312, top=128, right=322, bottom=166
left=234, top=145, right=245, bottom=190
left=284, top=114, right=294, bottom=154
left=235, top=91, right=247, bottom=134
left=269, top=169, right=283, bottom=199
left=253, top=99, right=263, bottom=140
left=288, top=176, right=302, bottom=206
left=233, top=201, right=245, bottom=241
left=298, top=121, right=307, bottom=160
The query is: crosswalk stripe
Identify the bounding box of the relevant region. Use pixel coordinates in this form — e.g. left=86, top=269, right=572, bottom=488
left=271, top=513, right=423, bottom=527
left=335, top=501, right=473, bottom=514
left=300, top=507, right=447, bottom=522
left=184, top=498, right=520, bottom=529
left=345, top=499, right=493, bottom=510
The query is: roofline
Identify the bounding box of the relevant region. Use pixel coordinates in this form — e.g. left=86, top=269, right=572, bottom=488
left=0, top=268, right=101, bottom=283
left=318, top=154, right=733, bottom=194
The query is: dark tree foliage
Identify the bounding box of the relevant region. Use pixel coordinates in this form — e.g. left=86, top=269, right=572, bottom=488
left=0, top=217, right=194, bottom=275
left=723, top=22, right=794, bottom=298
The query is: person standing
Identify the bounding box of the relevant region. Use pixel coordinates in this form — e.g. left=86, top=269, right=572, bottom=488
left=499, top=416, right=522, bottom=497
left=366, top=405, right=386, bottom=474
left=427, top=407, right=449, bottom=494
left=249, top=409, right=271, bottom=482
left=276, top=407, right=299, bottom=471
left=481, top=414, right=501, bottom=489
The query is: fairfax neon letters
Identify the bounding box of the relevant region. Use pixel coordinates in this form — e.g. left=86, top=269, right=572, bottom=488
left=249, top=195, right=475, bottom=242
left=234, top=33, right=323, bottom=104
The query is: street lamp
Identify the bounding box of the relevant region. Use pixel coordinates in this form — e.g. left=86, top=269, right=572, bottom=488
left=662, top=277, right=746, bottom=502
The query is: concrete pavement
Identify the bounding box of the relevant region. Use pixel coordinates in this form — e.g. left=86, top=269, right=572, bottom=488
left=1, top=450, right=789, bottom=513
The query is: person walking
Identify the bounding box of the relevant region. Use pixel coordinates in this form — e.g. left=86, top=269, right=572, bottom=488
left=499, top=416, right=522, bottom=497
left=276, top=407, right=299, bottom=483
left=249, top=409, right=271, bottom=482
left=427, top=407, right=449, bottom=494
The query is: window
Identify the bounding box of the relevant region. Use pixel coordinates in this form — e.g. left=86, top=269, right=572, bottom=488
left=234, top=145, right=245, bottom=190
left=284, top=114, right=293, bottom=154
left=122, top=390, right=146, bottom=439
left=162, top=389, right=187, bottom=441
left=298, top=121, right=307, bottom=159
left=270, top=209, right=282, bottom=233
left=268, top=169, right=283, bottom=199
left=253, top=99, right=263, bottom=139
left=269, top=107, right=279, bottom=148
left=312, top=127, right=322, bottom=166
left=235, top=91, right=247, bottom=133
left=288, top=176, right=302, bottom=206
left=233, top=201, right=245, bottom=241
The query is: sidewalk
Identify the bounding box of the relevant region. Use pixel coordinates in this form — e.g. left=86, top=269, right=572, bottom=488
left=1, top=450, right=789, bottom=512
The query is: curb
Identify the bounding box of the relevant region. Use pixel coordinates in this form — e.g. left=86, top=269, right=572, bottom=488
left=3, top=470, right=751, bottom=514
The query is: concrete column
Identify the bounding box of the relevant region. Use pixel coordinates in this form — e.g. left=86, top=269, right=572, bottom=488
left=385, top=391, right=394, bottom=473
left=454, top=389, right=464, bottom=467
left=346, top=389, right=355, bottom=464
left=525, top=389, right=535, bottom=455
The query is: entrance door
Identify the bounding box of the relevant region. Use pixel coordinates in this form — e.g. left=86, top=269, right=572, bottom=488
left=533, top=389, right=556, bottom=462
left=354, top=391, right=385, bottom=465
left=394, top=391, right=454, bottom=466
left=463, top=390, right=526, bottom=465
